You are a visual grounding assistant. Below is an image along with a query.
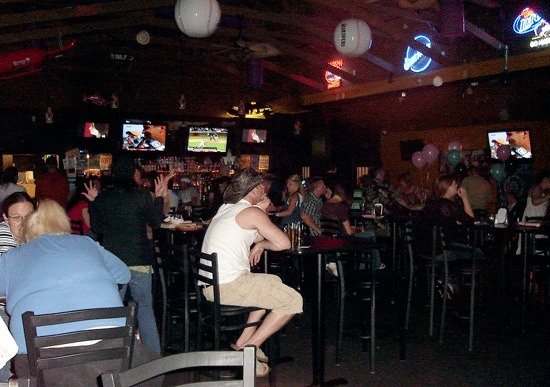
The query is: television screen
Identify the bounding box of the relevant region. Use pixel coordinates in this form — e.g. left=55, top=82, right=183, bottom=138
left=187, top=127, right=228, bottom=153
left=242, top=129, right=267, bottom=143
left=77, top=122, right=109, bottom=138
left=122, top=121, right=166, bottom=151
left=487, top=130, right=532, bottom=160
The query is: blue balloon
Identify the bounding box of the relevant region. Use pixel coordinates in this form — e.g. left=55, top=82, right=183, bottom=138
left=446, top=150, right=462, bottom=167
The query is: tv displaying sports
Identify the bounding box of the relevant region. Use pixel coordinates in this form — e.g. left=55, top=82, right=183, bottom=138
left=487, top=130, right=532, bottom=160
left=242, top=129, right=267, bottom=143
left=122, top=121, right=166, bottom=151
left=187, top=127, right=228, bottom=153
left=77, top=122, right=109, bottom=138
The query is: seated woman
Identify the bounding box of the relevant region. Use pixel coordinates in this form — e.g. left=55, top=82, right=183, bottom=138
left=273, top=174, right=304, bottom=229
left=0, top=192, right=36, bottom=382
left=0, top=200, right=131, bottom=382
left=395, top=171, right=428, bottom=212
left=66, top=177, right=93, bottom=236
left=0, top=192, right=36, bottom=255
left=422, top=174, right=484, bottom=295
left=321, top=183, right=383, bottom=270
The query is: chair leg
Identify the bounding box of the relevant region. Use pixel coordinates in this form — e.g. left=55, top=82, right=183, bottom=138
left=370, top=261, right=376, bottom=374
left=429, top=259, right=436, bottom=337
left=335, top=259, right=345, bottom=365
left=468, top=257, right=476, bottom=351
left=439, top=257, right=449, bottom=344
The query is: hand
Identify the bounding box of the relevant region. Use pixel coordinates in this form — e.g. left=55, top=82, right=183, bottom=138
left=82, top=181, right=99, bottom=201
left=249, top=244, right=264, bottom=266
left=457, top=187, right=468, bottom=200
left=154, top=172, right=176, bottom=198
left=256, top=196, right=271, bottom=212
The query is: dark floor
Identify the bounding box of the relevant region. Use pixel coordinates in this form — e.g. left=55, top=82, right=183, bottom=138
left=164, top=267, right=550, bottom=386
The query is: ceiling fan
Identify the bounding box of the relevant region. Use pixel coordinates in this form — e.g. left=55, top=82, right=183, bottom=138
left=211, top=18, right=281, bottom=61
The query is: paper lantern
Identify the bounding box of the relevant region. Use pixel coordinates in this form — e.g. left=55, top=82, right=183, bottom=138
left=175, top=0, right=221, bottom=38
left=334, top=19, right=372, bottom=57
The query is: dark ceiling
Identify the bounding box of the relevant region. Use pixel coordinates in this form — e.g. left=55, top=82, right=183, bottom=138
left=0, top=0, right=548, bottom=133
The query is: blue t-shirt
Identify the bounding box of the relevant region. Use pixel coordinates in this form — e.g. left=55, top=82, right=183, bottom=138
left=0, top=234, right=130, bottom=353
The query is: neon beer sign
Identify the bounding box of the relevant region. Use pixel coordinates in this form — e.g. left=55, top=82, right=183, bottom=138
left=325, top=59, right=343, bottom=90
left=513, top=8, right=543, bottom=34
left=513, top=7, right=550, bottom=48
left=403, top=35, right=432, bottom=73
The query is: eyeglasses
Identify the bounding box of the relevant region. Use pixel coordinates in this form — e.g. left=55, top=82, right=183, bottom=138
left=7, top=214, right=31, bottom=222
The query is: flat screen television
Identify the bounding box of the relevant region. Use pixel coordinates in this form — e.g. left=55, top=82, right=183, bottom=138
left=122, top=121, right=166, bottom=151
left=187, top=127, right=228, bottom=153
left=487, top=129, right=533, bottom=160
left=242, top=129, right=267, bottom=143
left=77, top=122, right=109, bottom=138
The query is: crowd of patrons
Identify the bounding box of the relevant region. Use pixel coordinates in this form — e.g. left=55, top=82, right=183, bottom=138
left=0, top=157, right=548, bottom=383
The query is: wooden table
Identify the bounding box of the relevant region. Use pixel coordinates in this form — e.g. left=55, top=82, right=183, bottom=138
left=273, top=235, right=378, bottom=385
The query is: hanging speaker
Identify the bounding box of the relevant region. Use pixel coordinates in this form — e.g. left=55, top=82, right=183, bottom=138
left=435, top=0, right=466, bottom=44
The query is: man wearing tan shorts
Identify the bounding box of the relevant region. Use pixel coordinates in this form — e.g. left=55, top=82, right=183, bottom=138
left=201, top=168, right=303, bottom=376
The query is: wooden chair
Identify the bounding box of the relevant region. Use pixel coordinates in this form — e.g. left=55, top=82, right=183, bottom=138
left=187, top=251, right=267, bottom=352
left=21, top=302, right=137, bottom=387
left=101, top=345, right=256, bottom=386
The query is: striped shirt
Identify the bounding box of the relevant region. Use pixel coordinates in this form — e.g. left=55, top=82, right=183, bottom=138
left=0, top=222, right=18, bottom=255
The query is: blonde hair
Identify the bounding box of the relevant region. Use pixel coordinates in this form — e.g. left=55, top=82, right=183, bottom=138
left=23, top=199, right=71, bottom=242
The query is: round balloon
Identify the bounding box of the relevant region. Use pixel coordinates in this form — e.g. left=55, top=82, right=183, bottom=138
left=422, top=144, right=439, bottom=165
left=175, top=0, right=221, bottom=38
left=496, top=145, right=511, bottom=162
left=490, top=164, right=506, bottom=182
left=447, top=140, right=462, bottom=151
left=334, top=19, right=372, bottom=57
left=411, top=151, right=426, bottom=169
left=446, top=150, right=462, bottom=167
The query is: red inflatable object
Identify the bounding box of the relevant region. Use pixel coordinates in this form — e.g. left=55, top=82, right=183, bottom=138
left=0, top=40, right=76, bottom=80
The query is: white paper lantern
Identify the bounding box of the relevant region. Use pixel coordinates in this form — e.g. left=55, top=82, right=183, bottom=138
left=333, top=18, right=372, bottom=57
left=175, top=0, right=221, bottom=38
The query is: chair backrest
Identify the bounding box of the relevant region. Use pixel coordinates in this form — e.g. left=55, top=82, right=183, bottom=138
left=101, top=345, right=256, bottom=386
left=70, top=220, right=84, bottom=235
left=321, top=218, right=341, bottom=237
left=22, top=301, right=137, bottom=387
left=187, top=251, right=222, bottom=341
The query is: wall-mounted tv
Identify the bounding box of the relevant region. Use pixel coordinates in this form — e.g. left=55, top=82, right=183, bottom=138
left=187, top=127, right=228, bottom=153
left=487, top=129, right=532, bottom=160
left=242, top=129, right=267, bottom=143
left=122, top=120, right=166, bottom=151
left=77, top=122, right=109, bottom=138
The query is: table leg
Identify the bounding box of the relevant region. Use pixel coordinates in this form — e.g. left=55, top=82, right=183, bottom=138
left=521, top=230, right=528, bottom=334
left=312, top=253, right=323, bottom=385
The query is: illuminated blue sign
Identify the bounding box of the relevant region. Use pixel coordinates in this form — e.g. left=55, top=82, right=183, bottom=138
left=512, top=7, right=550, bottom=49
left=513, top=8, right=543, bottom=34
left=403, top=35, right=432, bottom=73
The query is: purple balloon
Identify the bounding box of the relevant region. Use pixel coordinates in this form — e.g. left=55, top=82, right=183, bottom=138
left=447, top=140, right=463, bottom=151
left=422, top=144, right=439, bottom=165
left=496, top=145, right=511, bottom=161
left=412, top=151, right=426, bottom=169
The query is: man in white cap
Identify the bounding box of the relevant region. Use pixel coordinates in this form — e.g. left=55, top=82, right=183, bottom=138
left=201, top=168, right=302, bottom=377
